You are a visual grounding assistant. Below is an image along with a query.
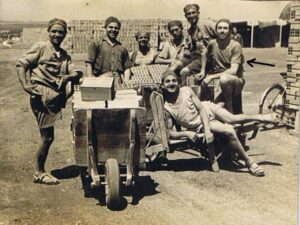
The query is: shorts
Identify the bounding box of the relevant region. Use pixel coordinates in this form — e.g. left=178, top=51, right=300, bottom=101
left=201, top=101, right=223, bottom=121
left=193, top=101, right=223, bottom=133
left=30, top=84, right=66, bottom=129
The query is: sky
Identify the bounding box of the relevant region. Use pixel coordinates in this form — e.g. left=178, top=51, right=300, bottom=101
left=0, top=0, right=290, bottom=22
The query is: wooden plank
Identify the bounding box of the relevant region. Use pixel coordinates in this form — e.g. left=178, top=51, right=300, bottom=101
left=150, top=92, right=161, bottom=143
left=73, top=109, right=88, bottom=165
left=136, top=108, right=146, bottom=165
left=155, top=93, right=169, bottom=149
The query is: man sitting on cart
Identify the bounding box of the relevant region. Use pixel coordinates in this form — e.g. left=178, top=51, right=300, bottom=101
left=155, top=20, right=186, bottom=65
left=197, top=18, right=244, bottom=114
left=161, top=70, right=276, bottom=177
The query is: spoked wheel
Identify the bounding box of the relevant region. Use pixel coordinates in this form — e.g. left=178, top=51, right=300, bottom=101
left=251, top=83, right=285, bottom=138
left=105, top=158, right=120, bottom=209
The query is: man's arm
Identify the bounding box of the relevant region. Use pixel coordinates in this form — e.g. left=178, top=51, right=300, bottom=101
left=165, top=111, right=200, bottom=142
left=155, top=42, right=173, bottom=64
left=188, top=87, right=214, bottom=144
left=16, top=66, right=41, bottom=95
left=196, top=47, right=208, bottom=81
left=16, top=42, right=42, bottom=95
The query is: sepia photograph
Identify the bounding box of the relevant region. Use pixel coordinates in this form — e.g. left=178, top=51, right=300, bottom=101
left=0, top=0, right=299, bottom=224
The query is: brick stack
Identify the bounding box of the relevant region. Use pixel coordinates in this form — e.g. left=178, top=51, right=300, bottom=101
left=67, top=19, right=173, bottom=53
left=285, top=2, right=300, bottom=129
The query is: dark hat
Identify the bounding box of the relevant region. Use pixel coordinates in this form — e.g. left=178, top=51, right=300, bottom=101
left=183, top=4, right=200, bottom=14
left=47, top=18, right=67, bottom=32
left=161, top=70, right=177, bottom=83
left=167, top=20, right=183, bottom=31
left=104, top=16, right=121, bottom=28
left=215, top=18, right=232, bottom=31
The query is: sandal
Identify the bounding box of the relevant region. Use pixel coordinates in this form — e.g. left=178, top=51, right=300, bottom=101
left=248, top=163, right=265, bottom=177
left=33, top=173, right=60, bottom=185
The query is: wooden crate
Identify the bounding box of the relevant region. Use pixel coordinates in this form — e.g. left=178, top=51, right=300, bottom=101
left=80, top=76, right=115, bottom=101
left=72, top=89, right=146, bottom=166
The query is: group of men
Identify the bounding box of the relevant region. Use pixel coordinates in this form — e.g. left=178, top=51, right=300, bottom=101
left=17, top=3, right=272, bottom=185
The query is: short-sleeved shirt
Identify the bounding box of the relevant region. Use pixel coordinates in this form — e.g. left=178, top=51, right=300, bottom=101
left=185, top=19, right=217, bottom=56
left=86, top=36, right=130, bottom=76
left=157, top=37, right=186, bottom=60
left=16, top=41, right=75, bottom=91
left=131, top=48, right=157, bottom=66
left=207, top=39, right=244, bottom=77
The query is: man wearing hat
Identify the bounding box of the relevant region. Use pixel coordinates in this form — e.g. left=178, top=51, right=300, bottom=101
left=16, top=18, right=83, bottom=185
left=198, top=18, right=245, bottom=114
left=155, top=20, right=186, bottom=65
left=160, top=70, right=277, bottom=176
left=170, top=3, right=217, bottom=86
left=86, top=16, right=131, bottom=80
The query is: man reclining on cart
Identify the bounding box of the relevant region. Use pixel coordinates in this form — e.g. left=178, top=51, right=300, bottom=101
left=161, top=70, right=277, bottom=177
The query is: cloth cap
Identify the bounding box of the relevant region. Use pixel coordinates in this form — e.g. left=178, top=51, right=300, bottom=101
left=183, top=4, right=200, bottom=14
left=47, top=18, right=67, bottom=32
left=104, top=16, right=121, bottom=28
left=215, top=18, right=233, bottom=31
left=167, top=20, right=183, bottom=31
left=135, top=31, right=150, bottom=41
left=161, top=70, right=177, bottom=83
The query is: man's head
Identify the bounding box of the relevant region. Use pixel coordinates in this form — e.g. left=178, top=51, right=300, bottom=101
left=161, top=70, right=179, bottom=93
left=215, top=18, right=232, bottom=41
left=104, top=16, right=121, bottom=40
left=232, top=27, right=238, bottom=35
left=135, top=32, right=150, bottom=48
left=47, top=18, right=67, bottom=46
left=167, top=20, right=183, bottom=40
left=183, top=4, right=200, bottom=25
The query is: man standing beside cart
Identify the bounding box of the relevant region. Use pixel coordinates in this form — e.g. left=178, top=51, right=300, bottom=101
left=86, top=16, right=131, bottom=82
left=198, top=18, right=245, bottom=114
left=16, top=18, right=83, bottom=185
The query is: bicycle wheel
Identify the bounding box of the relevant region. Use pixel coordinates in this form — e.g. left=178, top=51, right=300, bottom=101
left=250, top=84, right=285, bottom=139
left=259, top=83, right=285, bottom=114
left=259, top=83, right=285, bottom=126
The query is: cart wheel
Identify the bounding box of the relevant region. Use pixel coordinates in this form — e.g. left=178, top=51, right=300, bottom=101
left=105, top=159, right=120, bottom=209
left=250, top=83, right=285, bottom=139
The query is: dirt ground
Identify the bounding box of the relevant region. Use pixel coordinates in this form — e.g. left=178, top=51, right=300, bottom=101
left=0, top=47, right=298, bottom=225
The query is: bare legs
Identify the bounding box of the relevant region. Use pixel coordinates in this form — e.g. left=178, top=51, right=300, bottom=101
left=36, top=126, right=54, bottom=174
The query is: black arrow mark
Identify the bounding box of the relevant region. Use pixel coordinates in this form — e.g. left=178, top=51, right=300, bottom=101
left=247, top=58, right=275, bottom=67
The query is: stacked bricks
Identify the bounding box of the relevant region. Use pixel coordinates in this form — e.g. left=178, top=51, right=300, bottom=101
left=21, top=19, right=180, bottom=53
left=130, top=64, right=168, bottom=85
left=285, top=2, right=300, bottom=128
left=67, top=19, right=173, bottom=53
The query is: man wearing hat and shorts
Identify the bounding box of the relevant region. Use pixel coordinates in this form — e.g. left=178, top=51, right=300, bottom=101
left=155, top=20, right=186, bottom=65
left=86, top=16, right=131, bottom=81
left=170, top=3, right=217, bottom=86
left=16, top=18, right=83, bottom=184
left=198, top=18, right=245, bottom=114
